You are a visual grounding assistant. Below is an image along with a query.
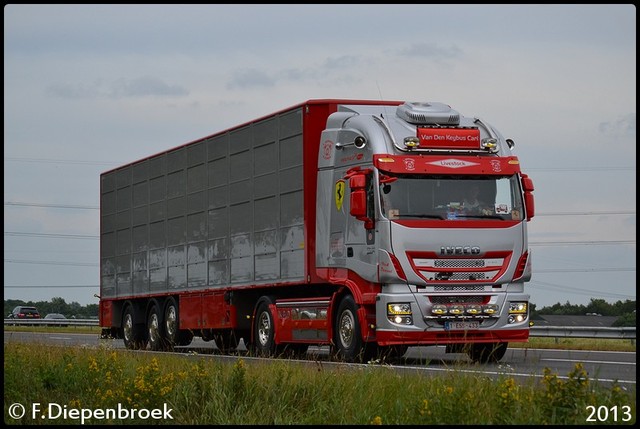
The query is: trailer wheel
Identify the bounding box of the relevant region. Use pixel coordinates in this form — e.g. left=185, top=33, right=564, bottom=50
left=122, top=305, right=148, bottom=350
left=147, top=302, right=166, bottom=351
left=333, top=296, right=376, bottom=363
left=253, top=300, right=276, bottom=357
left=164, top=298, right=193, bottom=347
left=467, top=342, right=508, bottom=363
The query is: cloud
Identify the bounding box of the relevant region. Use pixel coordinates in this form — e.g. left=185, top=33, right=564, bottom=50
left=280, top=56, right=364, bottom=82
left=45, top=76, right=189, bottom=99
left=598, top=113, right=636, bottom=138
left=226, top=68, right=277, bottom=89
left=321, top=55, right=363, bottom=71
left=396, top=43, right=463, bottom=60
left=227, top=55, right=366, bottom=89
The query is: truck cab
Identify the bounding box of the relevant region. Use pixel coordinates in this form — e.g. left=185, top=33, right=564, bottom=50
left=315, top=101, right=535, bottom=362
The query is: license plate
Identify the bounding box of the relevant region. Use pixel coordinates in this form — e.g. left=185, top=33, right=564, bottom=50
left=444, top=321, right=480, bottom=331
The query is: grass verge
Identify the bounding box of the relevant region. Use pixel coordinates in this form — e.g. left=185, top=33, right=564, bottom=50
left=3, top=342, right=636, bottom=425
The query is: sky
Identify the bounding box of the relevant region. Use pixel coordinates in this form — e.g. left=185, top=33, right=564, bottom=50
left=3, top=4, right=636, bottom=309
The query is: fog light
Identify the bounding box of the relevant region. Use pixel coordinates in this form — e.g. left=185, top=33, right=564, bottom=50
left=508, top=314, right=527, bottom=324
left=483, top=304, right=499, bottom=315
left=432, top=304, right=448, bottom=315
left=449, top=305, right=464, bottom=315
left=389, top=315, right=413, bottom=325
left=466, top=304, right=482, bottom=315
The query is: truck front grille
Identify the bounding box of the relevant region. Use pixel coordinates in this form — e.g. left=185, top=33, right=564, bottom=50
left=409, top=252, right=511, bottom=283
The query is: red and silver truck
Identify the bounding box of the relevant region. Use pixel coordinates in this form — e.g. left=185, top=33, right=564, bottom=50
left=99, top=99, right=535, bottom=363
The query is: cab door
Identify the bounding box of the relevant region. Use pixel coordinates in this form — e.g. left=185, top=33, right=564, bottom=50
left=343, top=168, right=378, bottom=281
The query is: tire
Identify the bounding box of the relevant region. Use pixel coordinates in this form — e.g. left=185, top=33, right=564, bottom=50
left=467, top=342, right=508, bottom=363
left=147, top=302, right=166, bottom=351
left=164, top=298, right=193, bottom=348
left=122, top=305, right=148, bottom=350
left=333, top=296, right=376, bottom=363
left=253, top=300, right=276, bottom=357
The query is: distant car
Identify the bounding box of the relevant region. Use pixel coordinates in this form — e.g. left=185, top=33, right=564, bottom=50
left=44, top=313, right=68, bottom=327
left=7, top=306, right=41, bottom=326
left=9, top=306, right=41, bottom=320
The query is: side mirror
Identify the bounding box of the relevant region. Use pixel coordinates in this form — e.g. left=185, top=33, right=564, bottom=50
left=350, top=189, right=367, bottom=218
left=347, top=170, right=374, bottom=229
left=521, top=174, right=535, bottom=220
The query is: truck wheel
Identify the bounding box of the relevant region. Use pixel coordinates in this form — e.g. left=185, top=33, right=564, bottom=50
left=214, top=330, right=240, bottom=353
left=147, top=302, right=166, bottom=351
left=253, top=301, right=276, bottom=357
left=333, top=296, right=376, bottom=362
left=122, top=305, right=148, bottom=350
left=164, top=298, right=193, bottom=347
left=467, top=342, right=508, bottom=363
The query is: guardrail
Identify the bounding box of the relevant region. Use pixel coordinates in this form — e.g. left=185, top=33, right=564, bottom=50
left=4, top=319, right=98, bottom=327
left=530, top=325, right=636, bottom=340
left=4, top=319, right=636, bottom=340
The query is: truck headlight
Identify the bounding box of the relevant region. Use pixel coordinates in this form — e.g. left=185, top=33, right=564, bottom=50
left=387, top=303, right=413, bottom=325
left=508, top=301, right=528, bottom=324
left=508, top=302, right=528, bottom=314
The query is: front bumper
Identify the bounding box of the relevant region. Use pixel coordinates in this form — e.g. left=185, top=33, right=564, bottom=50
left=374, top=290, right=530, bottom=346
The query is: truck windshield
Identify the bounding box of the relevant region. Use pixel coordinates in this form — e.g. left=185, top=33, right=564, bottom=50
left=379, top=174, right=524, bottom=221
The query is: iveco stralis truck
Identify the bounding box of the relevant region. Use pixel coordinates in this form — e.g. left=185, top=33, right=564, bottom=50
left=99, top=99, right=535, bottom=363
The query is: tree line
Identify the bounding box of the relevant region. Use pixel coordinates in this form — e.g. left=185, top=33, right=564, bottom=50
left=530, top=298, right=636, bottom=327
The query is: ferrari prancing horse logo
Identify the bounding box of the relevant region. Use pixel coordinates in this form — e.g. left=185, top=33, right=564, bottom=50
left=335, top=180, right=345, bottom=211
